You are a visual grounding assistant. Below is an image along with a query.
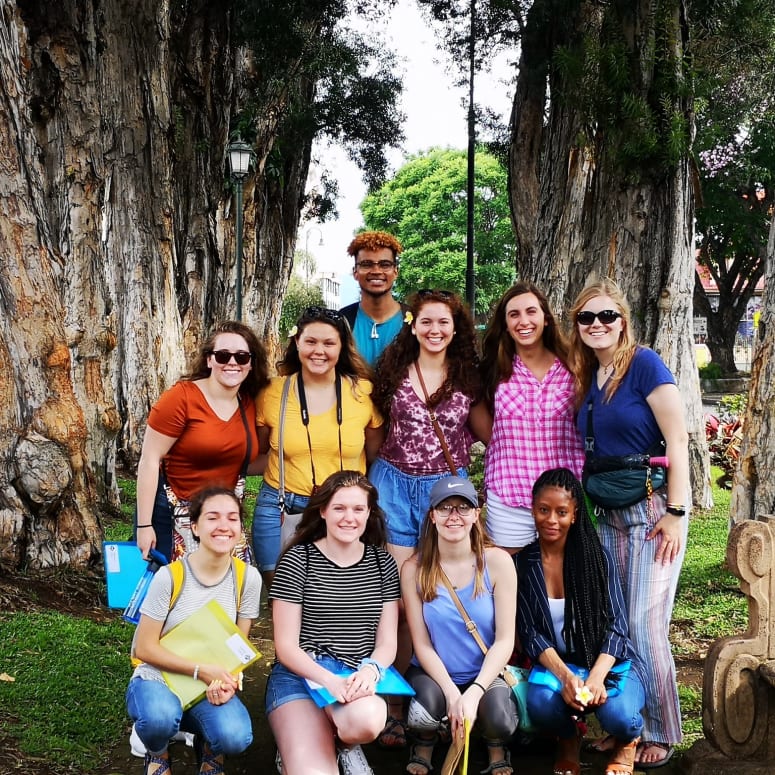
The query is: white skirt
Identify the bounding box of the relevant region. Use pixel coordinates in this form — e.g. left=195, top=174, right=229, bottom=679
left=484, top=490, right=537, bottom=549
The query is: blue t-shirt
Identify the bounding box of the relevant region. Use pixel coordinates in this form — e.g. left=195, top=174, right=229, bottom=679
left=576, top=346, right=675, bottom=457
left=352, top=306, right=404, bottom=366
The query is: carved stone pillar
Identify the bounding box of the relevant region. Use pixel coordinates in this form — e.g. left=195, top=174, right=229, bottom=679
left=683, top=515, right=775, bottom=774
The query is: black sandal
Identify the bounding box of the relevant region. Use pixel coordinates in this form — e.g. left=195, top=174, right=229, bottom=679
left=481, top=740, right=513, bottom=775
left=406, top=732, right=437, bottom=775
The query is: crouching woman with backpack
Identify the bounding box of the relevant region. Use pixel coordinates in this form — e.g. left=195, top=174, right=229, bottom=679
left=126, top=486, right=262, bottom=775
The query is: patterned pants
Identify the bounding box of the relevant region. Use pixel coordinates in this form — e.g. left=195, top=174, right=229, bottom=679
left=596, top=492, right=688, bottom=745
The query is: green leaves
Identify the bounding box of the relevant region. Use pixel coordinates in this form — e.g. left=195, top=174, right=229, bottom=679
left=361, top=147, right=516, bottom=316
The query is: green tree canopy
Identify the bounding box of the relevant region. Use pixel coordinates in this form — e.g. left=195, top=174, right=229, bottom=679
left=360, top=147, right=516, bottom=316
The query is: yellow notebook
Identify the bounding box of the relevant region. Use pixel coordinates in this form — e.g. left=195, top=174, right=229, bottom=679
left=160, top=599, right=261, bottom=709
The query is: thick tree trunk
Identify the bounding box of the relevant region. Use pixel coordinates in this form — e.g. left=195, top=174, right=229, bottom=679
left=730, top=215, right=775, bottom=522
left=509, top=0, right=712, bottom=508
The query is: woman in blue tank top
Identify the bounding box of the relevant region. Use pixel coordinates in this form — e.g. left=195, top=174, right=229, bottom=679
left=401, top=476, right=518, bottom=775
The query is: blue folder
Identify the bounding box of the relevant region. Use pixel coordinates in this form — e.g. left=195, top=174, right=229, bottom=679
left=305, top=665, right=415, bottom=707
left=103, top=541, right=147, bottom=609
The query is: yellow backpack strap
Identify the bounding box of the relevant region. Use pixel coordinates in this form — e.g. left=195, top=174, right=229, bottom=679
left=168, top=560, right=186, bottom=612
left=232, top=557, right=247, bottom=612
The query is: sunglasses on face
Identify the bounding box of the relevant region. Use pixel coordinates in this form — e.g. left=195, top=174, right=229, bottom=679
left=435, top=502, right=474, bottom=516
left=356, top=260, right=396, bottom=270
left=209, top=350, right=252, bottom=365
left=576, top=309, right=622, bottom=326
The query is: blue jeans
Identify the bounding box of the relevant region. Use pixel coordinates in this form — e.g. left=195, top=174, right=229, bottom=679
left=526, top=672, right=645, bottom=741
left=252, top=481, right=310, bottom=572
left=126, top=677, right=252, bottom=756
left=133, top=476, right=174, bottom=562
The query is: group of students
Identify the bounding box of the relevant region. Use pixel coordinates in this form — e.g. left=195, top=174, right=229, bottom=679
left=127, top=231, right=690, bottom=775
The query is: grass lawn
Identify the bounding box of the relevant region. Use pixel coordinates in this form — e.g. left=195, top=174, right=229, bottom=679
left=0, top=471, right=747, bottom=771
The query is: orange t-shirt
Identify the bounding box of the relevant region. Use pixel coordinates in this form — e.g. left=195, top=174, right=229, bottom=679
left=147, top=381, right=259, bottom=500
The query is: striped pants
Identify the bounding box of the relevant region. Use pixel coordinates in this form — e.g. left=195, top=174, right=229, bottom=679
left=596, top=491, right=687, bottom=745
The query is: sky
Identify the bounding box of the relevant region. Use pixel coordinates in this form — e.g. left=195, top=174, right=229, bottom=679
left=301, top=0, right=515, bottom=304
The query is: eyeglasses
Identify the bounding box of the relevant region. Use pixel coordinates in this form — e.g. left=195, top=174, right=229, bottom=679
left=576, top=309, right=622, bottom=326
left=209, top=350, right=252, bottom=365
left=302, top=306, right=344, bottom=323
left=417, top=289, right=453, bottom=300
left=435, top=502, right=474, bottom=516
left=356, top=260, right=396, bottom=271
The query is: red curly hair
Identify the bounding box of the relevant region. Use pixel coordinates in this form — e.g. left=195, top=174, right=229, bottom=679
left=346, top=231, right=403, bottom=261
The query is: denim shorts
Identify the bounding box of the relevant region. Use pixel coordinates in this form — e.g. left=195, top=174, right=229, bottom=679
left=266, top=654, right=353, bottom=715
left=252, top=481, right=310, bottom=572
left=368, top=457, right=468, bottom=548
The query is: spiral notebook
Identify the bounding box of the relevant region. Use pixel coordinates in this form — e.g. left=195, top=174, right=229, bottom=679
left=160, top=599, right=261, bottom=709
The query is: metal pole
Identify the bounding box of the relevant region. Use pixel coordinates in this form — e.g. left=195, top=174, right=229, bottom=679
left=235, top=178, right=244, bottom=320
left=466, top=0, right=476, bottom=313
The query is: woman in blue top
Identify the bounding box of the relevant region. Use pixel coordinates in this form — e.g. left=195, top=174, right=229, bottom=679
left=401, top=477, right=518, bottom=775
left=568, top=278, right=689, bottom=767
left=517, top=468, right=646, bottom=775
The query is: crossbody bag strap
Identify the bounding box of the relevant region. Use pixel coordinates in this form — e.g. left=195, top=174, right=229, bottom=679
left=439, top=569, right=488, bottom=656
left=414, top=362, right=458, bottom=477
left=278, top=376, right=293, bottom=513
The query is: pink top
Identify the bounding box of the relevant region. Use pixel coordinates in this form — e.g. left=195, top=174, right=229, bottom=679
left=379, top=375, right=474, bottom=475
left=485, top=356, right=584, bottom=508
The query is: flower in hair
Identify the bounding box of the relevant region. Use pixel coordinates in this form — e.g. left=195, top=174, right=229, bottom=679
left=403, top=311, right=413, bottom=325
left=287, top=325, right=298, bottom=338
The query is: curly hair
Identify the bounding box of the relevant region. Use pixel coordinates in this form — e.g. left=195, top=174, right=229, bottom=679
left=415, top=491, right=492, bottom=603
left=532, top=468, right=612, bottom=670
left=479, top=282, right=568, bottom=410
left=184, top=321, right=269, bottom=398
left=372, top=290, right=481, bottom=417
left=284, top=470, right=388, bottom=551
left=277, top=307, right=372, bottom=384
left=188, top=486, right=244, bottom=542
left=567, top=277, right=637, bottom=408
left=347, top=231, right=403, bottom=261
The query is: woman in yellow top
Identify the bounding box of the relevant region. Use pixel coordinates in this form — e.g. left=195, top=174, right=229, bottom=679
left=252, top=306, right=384, bottom=586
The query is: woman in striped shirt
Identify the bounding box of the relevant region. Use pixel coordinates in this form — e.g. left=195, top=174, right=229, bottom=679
left=266, top=471, right=400, bottom=775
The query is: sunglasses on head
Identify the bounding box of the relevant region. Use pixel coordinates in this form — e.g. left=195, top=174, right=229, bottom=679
left=576, top=309, right=622, bottom=326
left=209, top=350, right=252, bottom=365
left=302, top=306, right=344, bottom=324
left=356, top=260, right=396, bottom=270
left=417, top=289, right=453, bottom=300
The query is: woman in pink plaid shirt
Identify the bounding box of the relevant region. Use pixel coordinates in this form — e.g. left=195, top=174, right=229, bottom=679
left=480, top=282, right=585, bottom=553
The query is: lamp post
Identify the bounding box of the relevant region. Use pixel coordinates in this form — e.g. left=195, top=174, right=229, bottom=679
left=227, top=136, right=255, bottom=320
left=465, top=0, right=476, bottom=313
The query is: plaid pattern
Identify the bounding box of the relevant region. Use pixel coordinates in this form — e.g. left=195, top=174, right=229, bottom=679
left=485, top=357, right=584, bottom=508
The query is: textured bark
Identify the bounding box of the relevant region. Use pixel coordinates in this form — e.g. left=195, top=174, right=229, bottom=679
left=509, top=0, right=712, bottom=507
left=730, top=215, right=775, bottom=522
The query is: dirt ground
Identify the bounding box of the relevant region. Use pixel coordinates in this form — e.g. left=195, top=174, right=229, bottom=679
left=1, top=568, right=692, bottom=775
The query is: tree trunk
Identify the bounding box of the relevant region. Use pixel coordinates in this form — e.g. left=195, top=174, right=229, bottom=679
left=509, top=0, right=712, bottom=508
left=730, top=215, right=775, bottom=522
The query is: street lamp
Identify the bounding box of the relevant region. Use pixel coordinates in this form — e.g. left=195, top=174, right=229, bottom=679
left=226, top=136, right=255, bottom=320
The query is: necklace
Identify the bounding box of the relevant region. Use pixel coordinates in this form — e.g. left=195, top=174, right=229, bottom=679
left=600, top=359, right=615, bottom=375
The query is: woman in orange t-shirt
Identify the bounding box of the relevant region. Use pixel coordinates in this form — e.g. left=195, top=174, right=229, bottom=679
left=135, top=321, right=269, bottom=561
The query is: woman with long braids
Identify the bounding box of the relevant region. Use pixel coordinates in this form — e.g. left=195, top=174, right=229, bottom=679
left=517, top=468, right=646, bottom=775
left=479, top=282, right=584, bottom=553
left=567, top=278, right=689, bottom=767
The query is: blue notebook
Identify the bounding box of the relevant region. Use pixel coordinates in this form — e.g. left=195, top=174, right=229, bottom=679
left=103, top=541, right=147, bottom=609
left=305, top=665, right=415, bottom=707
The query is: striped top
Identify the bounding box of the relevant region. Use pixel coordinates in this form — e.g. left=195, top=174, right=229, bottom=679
left=270, top=542, right=400, bottom=668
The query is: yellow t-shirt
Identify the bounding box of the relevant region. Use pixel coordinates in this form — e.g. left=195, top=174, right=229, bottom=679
left=257, top=375, right=383, bottom=495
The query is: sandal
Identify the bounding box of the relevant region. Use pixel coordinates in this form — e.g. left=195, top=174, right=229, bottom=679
left=605, top=737, right=639, bottom=775
left=194, top=736, right=224, bottom=775
left=379, top=715, right=408, bottom=748
left=144, top=751, right=172, bottom=775
left=553, top=731, right=582, bottom=775
left=584, top=733, right=616, bottom=753
left=481, top=741, right=512, bottom=775
left=636, top=741, right=675, bottom=769
left=406, top=733, right=437, bottom=775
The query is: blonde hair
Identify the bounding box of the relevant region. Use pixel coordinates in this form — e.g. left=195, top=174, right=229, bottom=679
left=415, top=503, right=492, bottom=602
left=567, top=277, right=637, bottom=407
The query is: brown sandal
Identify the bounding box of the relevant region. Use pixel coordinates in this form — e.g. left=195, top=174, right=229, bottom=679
left=605, top=737, right=640, bottom=775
